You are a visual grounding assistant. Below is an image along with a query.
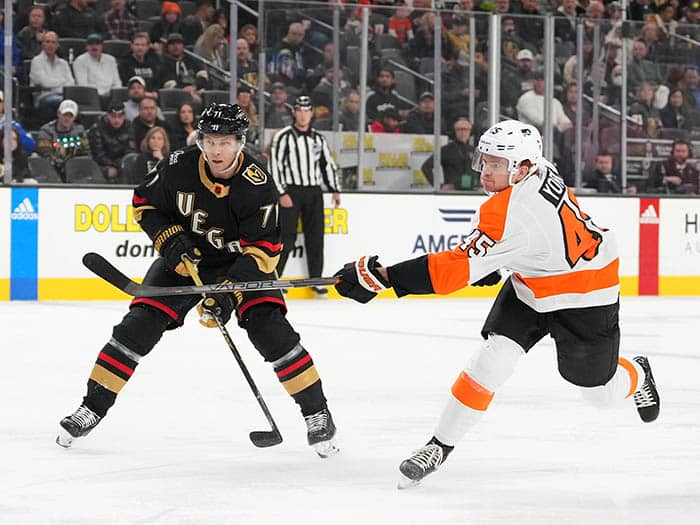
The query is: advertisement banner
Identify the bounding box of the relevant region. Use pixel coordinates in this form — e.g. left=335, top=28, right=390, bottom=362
left=658, top=198, right=700, bottom=294
left=10, top=187, right=39, bottom=300
left=0, top=188, right=10, bottom=300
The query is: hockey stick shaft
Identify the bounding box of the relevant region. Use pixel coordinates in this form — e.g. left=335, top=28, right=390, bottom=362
left=83, top=252, right=337, bottom=297
left=184, top=258, right=282, bottom=448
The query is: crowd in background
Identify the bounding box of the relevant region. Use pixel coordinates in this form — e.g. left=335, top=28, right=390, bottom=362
left=1, top=0, right=699, bottom=194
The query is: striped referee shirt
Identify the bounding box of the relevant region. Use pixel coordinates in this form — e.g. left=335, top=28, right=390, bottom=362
left=270, top=126, right=340, bottom=194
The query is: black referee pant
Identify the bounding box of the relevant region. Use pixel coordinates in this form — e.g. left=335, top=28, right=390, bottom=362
left=278, top=185, right=325, bottom=278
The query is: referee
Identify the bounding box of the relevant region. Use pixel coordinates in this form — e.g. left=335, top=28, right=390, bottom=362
left=270, top=96, right=341, bottom=294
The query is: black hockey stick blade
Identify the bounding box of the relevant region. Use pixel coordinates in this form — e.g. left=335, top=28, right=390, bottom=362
left=249, top=429, right=284, bottom=448
left=83, top=252, right=338, bottom=297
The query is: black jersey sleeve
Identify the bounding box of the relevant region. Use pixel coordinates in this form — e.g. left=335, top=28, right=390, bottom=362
left=132, top=159, right=177, bottom=242
left=229, top=161, right=283, bottom=277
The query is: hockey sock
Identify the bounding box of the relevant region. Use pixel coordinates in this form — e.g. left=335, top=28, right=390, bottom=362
left=83, top=338, right=140, bottom=417
left=433, top=373, right=490, bottom=446
left=272, top=344, right=327, bottom=416
left=579, top=356, right=645, bottom=407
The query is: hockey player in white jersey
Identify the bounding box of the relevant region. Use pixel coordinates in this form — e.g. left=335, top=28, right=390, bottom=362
left=333, top=120, right=660, bottom=488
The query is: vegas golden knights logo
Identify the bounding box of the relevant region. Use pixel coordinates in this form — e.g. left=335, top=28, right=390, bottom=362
left=243, top=164, right=267, bottom=185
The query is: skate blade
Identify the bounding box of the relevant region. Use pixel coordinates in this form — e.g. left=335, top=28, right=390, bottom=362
left=397, top=474, right=421, bottom=490
left=313, top=438, right=340, bottom=458
left=56, top=428, right=75, bottom=448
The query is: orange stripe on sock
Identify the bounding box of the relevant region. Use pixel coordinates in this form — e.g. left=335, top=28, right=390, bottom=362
left=619, top=357, right=639, bottom=398
left=451, top=371, right=494, bottom=411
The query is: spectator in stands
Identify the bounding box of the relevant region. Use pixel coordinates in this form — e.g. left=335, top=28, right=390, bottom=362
left=213, top=8, right=231, bottom=42
left=29, top=31, right=75, bottom=120
left=0, top=128, right=32, bottom=183
left=501, top=48, right=536, bottom=112
left=0, top=9, right=20, bottom=69
left=270, top=22, right=308, bottom=90
left=678, top=2, right=700, bottom=42
left=409, top=11, right=454, bottom=60
left=88, top=104, right=132, bottom=183
left=561, top=82, right=591, bottom=128
left=311, top=67, right=350, bottom=111
left=441, top=53, right=481, bottom=119
left=240, top=24, right=259, bottom=56
left=421, top=117, right=477, bottom=191
left=653, top=2, right=677, bottom=42
left=37, top=99, right=91, bottom=182
left=236, top=38, right=260, bottom=88
left=446, top=16, right=475, bottom=63
left=0, top=91, right=36, bottom=154
left=159, top=33, right=209, bottom=105
left=563, top=39, right=593, bottom=87
left=370, top=104, right=401, bottom=133
left=677, top=67, right=700, bottom=109
left=103, top=0, right=137, bottom=42
left=584, top=152, right=622, bottom=193
left=402, top=92, right=439, bottom=134
left=660, top=88, right=699, bottom=130
left=236, top=85, right=259, bottom=146
left=129, top=96, right=169, bottom=153
left=389, top=2, right=414, bottom=45
left=16, top=5, right=47, bottom=61
left=194, top=23, right=228, bottom=72
left=629, top=81, right=663, bottom=137
left=307, top=42, right=352, bottom=91
left=53, top=0, right=106, bottom=40
left=169, top=102, right=197, bottom=150
left=123, top=76, right=164, bottom=121
left=555, top=0, right=584, bottom=43
left=647, top=139, right=699, bottom=194
left=266, top=82, right=294, bottom=129
left=627, top=39, right=664, bottom=94
left=339, top=90, right=360, bottom=132
left=133, top=126, right=169, bottom=184
left=183, top=0, right=215, bottom=46
left=516, top=0, right=544, bottom=47
left=583, top=1, right=607, bottom=42
left=501, top=16, right=532, bottom=65
left=365, top=68, right=411, bottom=123
left=119, top=33, right=162, bottom=96
left=516, top=69, right=572, bottom=132
left=150, top=2, right=184, bottom=54
left=629, top=0, right=655, bottom=21
left=72, top=33, right=122, bottom=100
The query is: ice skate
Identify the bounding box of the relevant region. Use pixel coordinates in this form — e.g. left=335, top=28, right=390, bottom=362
left=398, top=443, right=445, bottom=489
left=305, top=408, right=339, bottom=458
left=56, top=404, right=102, bottom=448
left=633, top=356, right=660, bottom=422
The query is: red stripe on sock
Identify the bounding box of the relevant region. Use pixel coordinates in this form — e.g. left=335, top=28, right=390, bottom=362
left=98, top=352, right=134, bottom=376
left=276, top=354, right=312, bottom=378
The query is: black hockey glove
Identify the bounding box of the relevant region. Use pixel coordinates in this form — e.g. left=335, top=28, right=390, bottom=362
left=472, top=270, right=502, bottom=287
left=154, top=225, right=202, bottom=277
left=197, top=289, right=237, bottom=328
left=334, top=255, right=391, bottom=304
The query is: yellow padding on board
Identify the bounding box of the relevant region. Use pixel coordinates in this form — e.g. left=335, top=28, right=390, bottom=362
left=0, top=278, right=9, bottom=300
left=659, top=276, right=700, bottom=295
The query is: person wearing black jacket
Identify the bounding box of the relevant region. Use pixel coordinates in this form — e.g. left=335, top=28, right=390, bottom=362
left=584, top=152, right=622, bottom=193
left=129, top=96, right=170, bottom=153
left=421, top=117, right=478, bottom=191
left=118, top=33, right=162, bottom=95
left=52, top=0, right=106, bottom=40
left=88, top=105, right=133, bottom=183
left=402, top=92, right=441, bottom=135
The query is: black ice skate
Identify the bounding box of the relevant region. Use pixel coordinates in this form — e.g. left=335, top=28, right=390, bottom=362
left=633, top=356, right=660, bottom=423
left=56, top=404, right=102, bottom=448
left=398, top=443, right=446, bottom=489
left=304, top=408, right=339, bottom=458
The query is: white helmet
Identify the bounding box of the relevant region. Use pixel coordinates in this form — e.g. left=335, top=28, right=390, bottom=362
left=472, top=120, right=543, bottom=185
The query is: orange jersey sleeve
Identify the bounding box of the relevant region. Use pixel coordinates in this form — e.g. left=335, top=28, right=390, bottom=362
left=427, top=188, right=513, bottom=295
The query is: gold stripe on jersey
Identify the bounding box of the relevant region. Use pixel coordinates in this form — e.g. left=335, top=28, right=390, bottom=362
left=281, top=366, right=320, bottom=395
left=197, top=153, right=245, bottom=198
left=90, top=364, right=128, bottom=393
left=242, top=246, right=280, bottom=273
left=133, top=205, right=156, bottom=222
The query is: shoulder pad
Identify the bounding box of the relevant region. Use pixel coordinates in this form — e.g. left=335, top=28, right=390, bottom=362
left=242, top=163, right=268, bottom=185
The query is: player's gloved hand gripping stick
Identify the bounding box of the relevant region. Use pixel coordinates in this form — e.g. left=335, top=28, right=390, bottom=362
left=183, top=257, right=284, bottom=448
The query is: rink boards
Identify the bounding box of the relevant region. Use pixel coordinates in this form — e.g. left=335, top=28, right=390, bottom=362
left=1, top=187, right=699, bottom=300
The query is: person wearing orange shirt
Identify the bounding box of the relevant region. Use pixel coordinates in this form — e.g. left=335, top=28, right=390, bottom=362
left=333, top=120, right=661, bottom=488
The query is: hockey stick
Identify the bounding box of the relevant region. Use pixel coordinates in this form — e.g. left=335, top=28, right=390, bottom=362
left=184, top=257, right=283, bottom=448
left=82, top=252, right=337, bottom=297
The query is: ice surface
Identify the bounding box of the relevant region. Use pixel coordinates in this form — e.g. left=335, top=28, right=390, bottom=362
left=1, top=297, right=698, bottom=524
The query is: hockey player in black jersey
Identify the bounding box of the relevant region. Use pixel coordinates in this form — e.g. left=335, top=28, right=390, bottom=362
left=57, top=103, right=338, bottom=458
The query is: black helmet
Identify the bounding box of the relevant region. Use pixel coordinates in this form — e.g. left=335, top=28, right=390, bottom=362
left=294, top=95, right=313, bottom=110
left=197, top=103, right=249, bottom=139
